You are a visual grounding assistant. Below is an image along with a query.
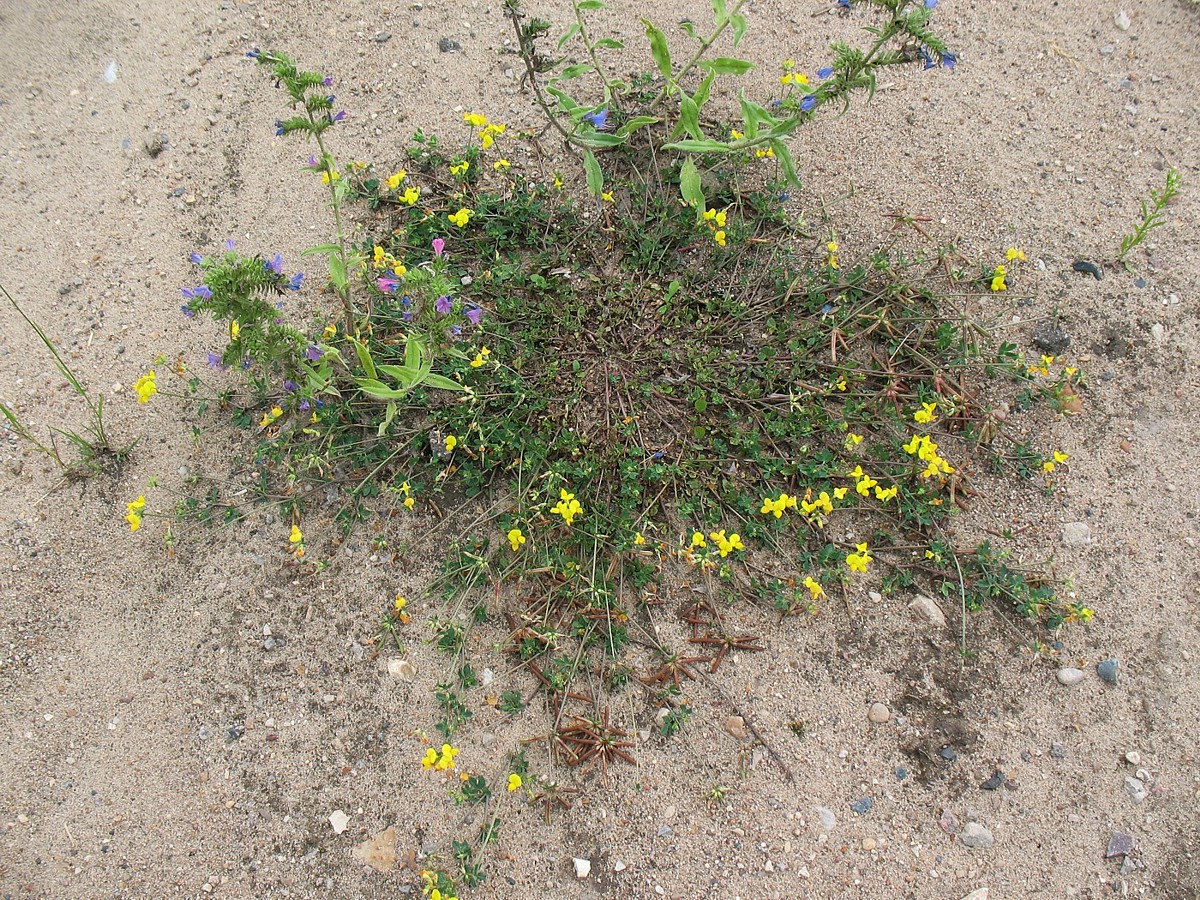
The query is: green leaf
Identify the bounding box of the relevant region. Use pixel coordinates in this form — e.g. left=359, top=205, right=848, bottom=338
left=662, top=139, right=731, bottom=153
left=328, top=253, right=347, bottom=290
left=545, top=83, right=580, bottom=111
left=729, top=14, right=747, bottom=46
left=692, top=70, right=716, bottom=111
left=739, top=96, right=781, bottom=133
left=378, top=401, right=397, bottom=437
left=356, top=377, right=408, bottom=401
left=560, top=63, right=592, bottom=79
left=422, top=373, right=465, bottom=392
left=556, top=23, right=581, bottom=49
left=377, top=364, right=421, bottom=387
left=349, top=337, right=378, bottom=380
left=710, top=0, right=728, bottom=21
left=583, top=149, right=604, bottom=197
left=678, top=95, right=703, bottom=141
left=701, top=57, right=754, bottom=75
left=576, top=0, right=606, bottom=8
left=642, top=19, right=672, bottom=78
left=572, top=132, right=626, bottom=149
left=614, top=115, right=660, bottom=137
left=770, top=139, right=802, bottom=189
left=679, top=20, right=702, bottom=41
left=300, top=243, right=340, bottom=256
left=593, top=38, right=624, bottom=49
left=679, top=157, right=705, bottom=213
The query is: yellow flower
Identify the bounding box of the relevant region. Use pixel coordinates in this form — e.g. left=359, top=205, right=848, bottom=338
left=448, top=208, right=473, bottom=227
left=323, top=323, right=337, bottom=339
left=507, top=773, right=523, bottom=792
left=633, top=532, right=646, bottom=546
left=713, top=230, right=727, bottom=247
left=385, top=170, right=407, bottom=190
left=845, top=432, right=864, bottom=447
left=550, top=488, right=583, bottom=526
left=1043, top=450, right=1069, bottom=474
left=485, top=123, right=506, bottom=136
left=730, top=129, right=744, bottom=140
left=480, top=132, right=495, bottom=150
left=846, top=542, right=873, bottom=573
left=855, top=473, right=878, bottom=497
left=470, top=346, right=491, bottom=368
left=133, top=371, right=158, bottom=404
left=430, top=890, right=459, bottom=900
left=493, top=159, right=511, bottom=172
left=404, top=496, right=415, bottom=510
left=803, top=576, right=825, bottom=600
left=260, top=405, right=283, bottom=427
left=373, top=245, right=387, bottom=269
left=833, top=487, right=848, bottom=500
left=835, top=376, right=847, bottom=391
left=507, top=528, right=526, bottom=551
left=464, top=112, right=489, bottom=128
left=321, top=169, right=340, bottom=184
left=1077, top=607, right=1094, bottom=622
left=394, top=595, right=407, bottom=612
left=707, top=530, right=744, bottom=557
left=874, top=484, right=898, bottom=502
left=691, top=531, right=707, bottom=549
left=434, top=743, right=459, bottom=771
left=601, top=191, right=614, bottom=203
left=289, top=524, right=303, bottom=545
left=421, top=748, right=439, bottom=770
left=913, top=402, right=937, bottom=424
left=444, top=434, right=458, bottom=452
left=124, top=495, right=146, bottom=531
left=553, top=173, right=564, bottom=190
left=991, top=264, right=1007, bottom=292
left=754, top=146, right=775, bottom=159
left=1006, top=247, right=1027, bottom=262
left=780, top=72, right=809, bottom=86
left=230, top=320, right=241, bottom=340
left=401, top=187, right=420, bottom=205
left=450, top=160, right=470, bottom=176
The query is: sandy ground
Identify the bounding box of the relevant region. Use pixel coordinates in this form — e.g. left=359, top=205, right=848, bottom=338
left=1, top=0, right=1198, bottom=897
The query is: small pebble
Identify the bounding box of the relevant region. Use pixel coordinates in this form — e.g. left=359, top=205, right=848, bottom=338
left=960, top=822, right=995, bottom=850
left=573, top=857, right=591, bottom=878
left=815, top=806, right=837, bottom=830
left=940, top=746, right=958, bottom=762
left=868, top=702, right=890, bottom=724
left=1051, top=742, right=1068, bottom=759
left=1056, top=666, right=1085, bottom=686
left=1107, top=831, right=1136, bottom=858
left=850, top=797, right=873, bottom=816
left=909, top=594, right=947, bottom=628
left=1061, top=522, right=1092, bottom=546
left=1124, top=776, right=1148, bottom=804
left=329, top=810, right=350, bottom=834
left=862, top=837, right=877, bottom=851
left=1125, top=750, right=1142, bottom=766
left=724, top=715, right=748, bottom=740
left=980, top=770, right=1005, bottom=791
left=438, top=37, right=462, bottom=52
left=1097, top=658, right=1120, bottom=685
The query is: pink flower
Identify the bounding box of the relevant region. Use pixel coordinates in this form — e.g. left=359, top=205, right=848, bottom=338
left=432, top=237, right=446, bottom=258
left=377, top=275, right=399, bottom=293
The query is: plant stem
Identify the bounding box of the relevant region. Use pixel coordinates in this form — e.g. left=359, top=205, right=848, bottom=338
left=505, top=3, right=575, bottom=145
left=308, top=118, right=357, bottom=336
left=572, top=1, right=623, bottom=116
left=647, top=0, right=749, bottom=111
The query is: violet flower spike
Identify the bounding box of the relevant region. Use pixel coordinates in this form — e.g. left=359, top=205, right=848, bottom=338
left=224, top=239, right=235, bottom=251
left=284, top=379, right=299, bottom=393
left=322, top=76, right=333, bottom=87
left=265, top=253, right=283, bottom=275
left=332, top=110, right=347, bottom=123
left=305, top=345, right=323, bottom=362
left=817, top=66, right=834, bottom=79
left=801, top=95, right=818, bottom=112
left=432, top=237, right=446, bottom=258
left=180, top=304, right=195, bottom=319
left=188, top=251, right=203, bottom=265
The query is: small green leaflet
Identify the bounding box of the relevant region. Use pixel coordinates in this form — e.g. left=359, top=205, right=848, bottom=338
left=583, top=148, right=604, bottom=197
left=642, top=19, right=672, bottom=78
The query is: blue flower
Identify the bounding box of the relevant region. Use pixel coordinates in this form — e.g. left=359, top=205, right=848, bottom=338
left=181, top=286, right=213, bottom=301
left=465, top=306, right=484, bottom=325
left=817, top=66, right=834, bottom=79
left=451, top=324, right=462, bottom=337
left=925, top=0, right=937, bottom=7
left=305, top=345, right=323, bottom=362
left=322, top=76, right=333, bottom=87
left=206, top=351, right=228, bottom=370
left=284, top=379, right=299, bottom=393
left=265, top=253, right=283, bottom=275
left=332, top=110, right=347, bottom=123
left=246, top=49, right=261, bottom=59
left=941, top=51, right=957, bottom=70
left=585, top=108, right=608, bottom=129
left=436, top=295, right=453, bottom=315
left=801, top=95, right=818, bottom=112
left=288, top=273, right=304, bottom=291
left=181, top=304, right=195, bottom=318
left=275, top=121, right=285, bottom=136
left=299, top=399, right=310, bottom=411
left=919, top=46, right=935, bottom=70
left=188, top=252, right=203, bottom=264
left=224, top=239, right=235, bottom=251
left=837, top=0, right=852, bottom=7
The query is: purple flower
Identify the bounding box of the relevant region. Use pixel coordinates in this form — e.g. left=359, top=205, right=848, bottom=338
left=941, top=51, right=957, bottom=70
left=188, top=251, right=203, bottom=264
left=288, top=273, right=304, bottom=291
left=326, top=94, right=336, bottom=105
left=837, top=0, right=852, bottom=6
left=246, top=49, right=261, bottom=59
left=307, top=153, right=319, bottom=168
left=436, top=295, right=453, bottom=315
left=265, top=253, right=283, bottom=275
left=224, top=239, right=235, bottom=251
left=451, top=324, right=462, bottom=337
left=432, top=237, right=446, bottom=257
left=400, top=295, right=412, bottom=309
left=322, top=76, right=333, bottom=87
left=377, top=275, right=399, bottom=293
left=284, top=379, right=299, bottom=393
left=403, top=310, right=414, bottom=322
left=332, top=110, right=347, bottom=123
left=585, top=108, right=609, bottom=129
left=272, top=317, right=282, bottom=325
left=801, top=94, right=818, bottom=112
left=206, top=351, right=228, bottom=370
left=181, top=304, right=195, bottom=318
left=305, top=344, right=323, bottom=362
left=465, top=306, right=484, bottom=325
left=920, top=46, right=935, bottom=70
left=299, top=399, right=310, bottom=412
left=925, top=0, right=937, bottom=7
left=817, top=66, right=834, bottom=79
left=181, top=285, right=213, bottom=301
left=275, top=121, right=285, bottom=136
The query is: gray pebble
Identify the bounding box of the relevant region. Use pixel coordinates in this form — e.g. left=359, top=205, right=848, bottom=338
left=1124, top=776, right=1147, bottom=804
left=439, top=37, right=462, bottom=52
left=867, top=702, right=890, bottom=724
left=1107, top=831, right=1135, bottom=858
left=198, top=725, right=214, bottom=741
left=960, top=822, right=995, bottom=850
left=1061, top=522, right=1092, bottom=546
left=1051, top=742, right=1067, bottom=759
left=849, top=797, right=873, bottom=816
left=980, top=770, right=1005, bottom=791
left=815, top=806, right=837, bottom=830
left=1098, top=658, right=1120, bottom=685
left=940, top=746, right=958, bottom=762
left=375, top=31, right=392, bottom=42
left=1056, top=666, right=1085, bottom=686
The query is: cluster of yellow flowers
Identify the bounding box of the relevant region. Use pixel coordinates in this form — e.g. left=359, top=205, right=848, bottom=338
left=992, top=247, right=1027, bottom=292
left=463, top=112, right=506, bottom=149
left=398, top=480, right=415, bottom=510
left=133, top=371, right=157, bottom=404
left=124, top=495, right=146, bottom=531
left=760, top=491, right=798, bottom=518
left=701, top=207, right=728, bottom=247
left=550, top=488, right=583, bottom=526
left=902, top=434, right=955, bottom=479
left=469, top=346, right=491, bottom=368
left=845, top=542, right=873, bottom=573
left=393, top=594, right=411, bottom=624
left=289, top=524, right=305, bottom=559
left=383, top=169, right=420, bottom=205
left=690, top=529, right=745, bottom=558
left=848, top=465, right=898, bottom=502
left=421, top=743, right=460, bottom=772
left=372, top=244, right=407, bottom=278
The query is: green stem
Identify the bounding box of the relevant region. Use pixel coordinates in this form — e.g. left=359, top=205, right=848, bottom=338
left=505, top=3, right=575, bottom=145
left=647, top=0, right=749, bottom=111
left=572, top=1, right=624, bottom=116
left=308, top=118, right=357, bottom=336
